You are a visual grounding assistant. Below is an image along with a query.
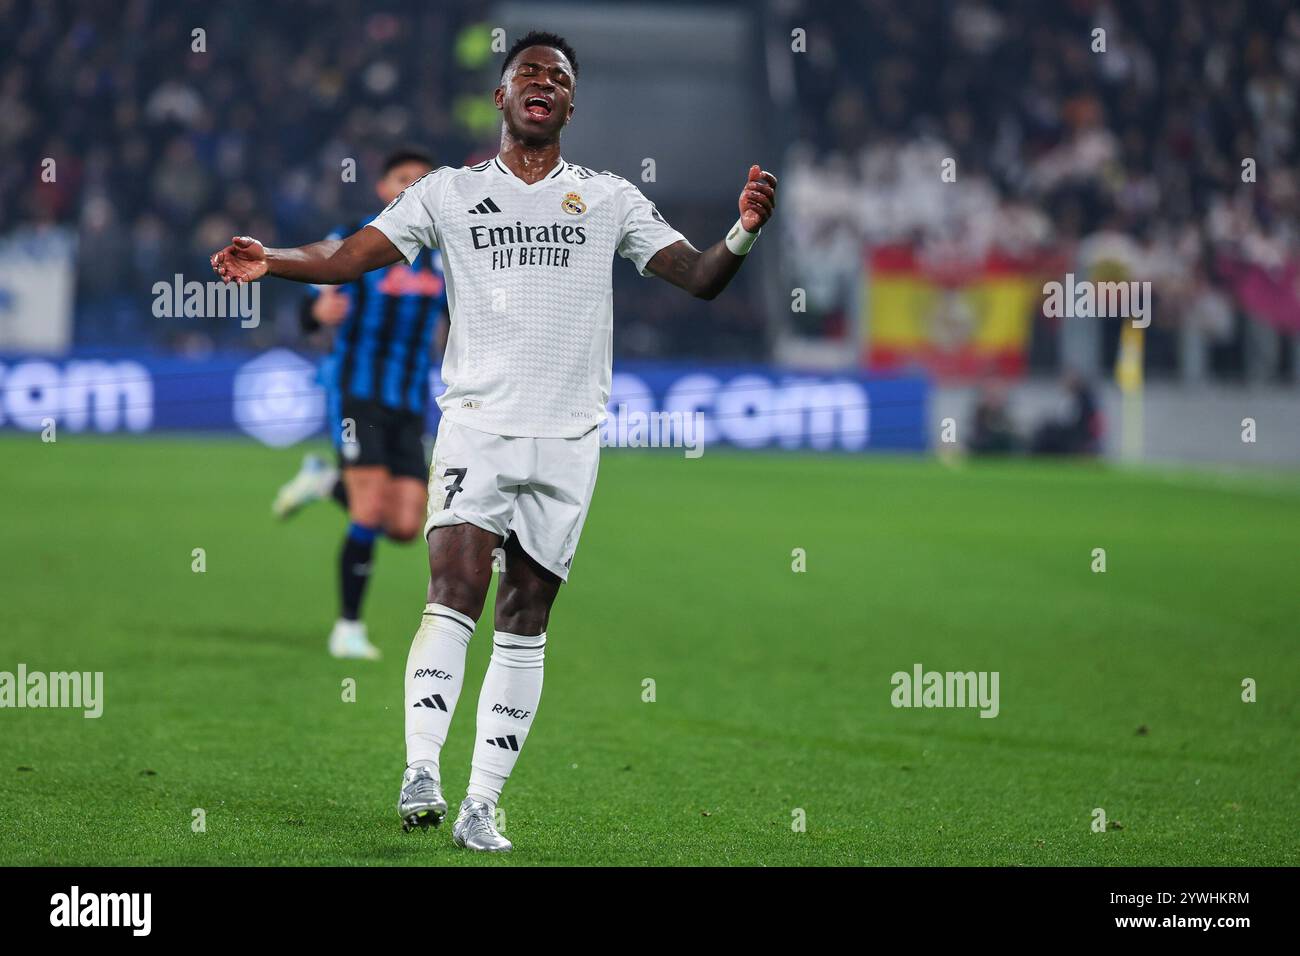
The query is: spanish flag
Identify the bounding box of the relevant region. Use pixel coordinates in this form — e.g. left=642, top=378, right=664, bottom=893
left=863, top=245, right=1038, bottom=378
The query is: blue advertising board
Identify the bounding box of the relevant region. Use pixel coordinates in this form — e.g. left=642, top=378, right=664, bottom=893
left=0, top=351, right=928, bottom=452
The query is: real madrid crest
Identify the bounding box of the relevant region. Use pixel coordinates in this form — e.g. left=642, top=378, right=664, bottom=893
left=561, top=191, right=587, bottom=215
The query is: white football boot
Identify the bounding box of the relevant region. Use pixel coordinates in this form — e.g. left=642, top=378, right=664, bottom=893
left=398, top=765, right=448, bottom=831
left=452, top=798, right=512, bottom=853
left=328, top=619, right=381, bottom=660
left=272, top=453, right=338, bottom=519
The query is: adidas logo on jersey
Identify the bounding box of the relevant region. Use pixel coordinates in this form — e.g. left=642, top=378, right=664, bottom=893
left=485, top=734, right=520, bottom=751
left=468, top=197, right=502, bottom=214
left=414, top=694, right=448, bottom=711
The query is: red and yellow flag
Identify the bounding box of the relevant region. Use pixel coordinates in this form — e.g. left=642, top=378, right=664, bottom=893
left=863, top=245, right=1040, bottom=379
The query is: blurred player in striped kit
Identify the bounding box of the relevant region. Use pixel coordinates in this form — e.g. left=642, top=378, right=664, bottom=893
left=273, top=149, right=448, bottom=661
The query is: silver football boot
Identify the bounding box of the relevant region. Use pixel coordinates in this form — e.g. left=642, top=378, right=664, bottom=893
left=451, top=797, right=512, bottom=852
left=397, top=765, right=447, bottom=831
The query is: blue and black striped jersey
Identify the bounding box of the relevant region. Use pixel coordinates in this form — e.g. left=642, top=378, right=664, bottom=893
left=310, top=216, right=446, bottom=414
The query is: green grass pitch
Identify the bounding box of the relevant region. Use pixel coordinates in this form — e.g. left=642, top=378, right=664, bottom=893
left=1, top=434, right=1296, bottom=866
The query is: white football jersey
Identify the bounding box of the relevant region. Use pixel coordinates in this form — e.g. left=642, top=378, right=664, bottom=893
left=370, top=155, right=685, bottom=438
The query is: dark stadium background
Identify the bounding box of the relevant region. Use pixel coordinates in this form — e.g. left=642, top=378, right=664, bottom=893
left=4, top=0, right=1299, bottom=460
left=0, top=0, right=1297, bottom=874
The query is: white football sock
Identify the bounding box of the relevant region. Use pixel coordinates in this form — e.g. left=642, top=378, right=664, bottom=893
left=467, top=631, right=545, bottom=806
left=404, top=603, right=475, bottom=778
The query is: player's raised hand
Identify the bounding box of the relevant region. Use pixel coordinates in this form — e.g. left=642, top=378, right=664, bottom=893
left=211, top=235, right=268, bottom=284
left=738, top=165, right=777, bottom=233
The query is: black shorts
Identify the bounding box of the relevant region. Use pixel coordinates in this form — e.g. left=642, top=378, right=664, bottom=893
left=334, top=397, right=428, bottom=480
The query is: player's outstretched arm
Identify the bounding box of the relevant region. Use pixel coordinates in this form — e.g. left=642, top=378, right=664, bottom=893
left=210, top=225, right=404, bottom=286
left=646, top=165, right=776, bottom=300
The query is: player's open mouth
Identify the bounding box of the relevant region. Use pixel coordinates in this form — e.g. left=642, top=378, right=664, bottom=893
left=524, top=96, right=553, bottom=119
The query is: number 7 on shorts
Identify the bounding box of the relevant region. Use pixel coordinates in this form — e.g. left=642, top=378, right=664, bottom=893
left=441, top=467, right=468, bottom=509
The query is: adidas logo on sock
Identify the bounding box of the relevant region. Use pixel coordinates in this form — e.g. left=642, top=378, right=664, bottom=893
left=414, top=694, right=448, bottom=711
left=467, top=197, right=501, bottom=214
left=485, top=734, right=519, bottom=751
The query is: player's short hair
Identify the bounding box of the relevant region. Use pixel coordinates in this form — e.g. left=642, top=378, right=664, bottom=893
left=382, top=148, right=436, bottom=175
left=500, top=30, right=579, bottom=79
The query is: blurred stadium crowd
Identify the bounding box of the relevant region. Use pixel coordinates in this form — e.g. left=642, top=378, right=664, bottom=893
left=3, top=0, right=1298, bottom=380
left=2, top=1, right=462, bottom=351
left=1, top=0, right=761, bottom=359
left=780, top=0, right=1300, bottom=380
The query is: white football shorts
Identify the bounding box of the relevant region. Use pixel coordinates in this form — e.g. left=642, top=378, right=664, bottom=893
left=424, top=416, right=601, bottom=581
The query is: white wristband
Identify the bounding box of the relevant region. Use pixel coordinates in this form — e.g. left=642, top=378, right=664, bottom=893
left=725, top=218, right=760, bottom=256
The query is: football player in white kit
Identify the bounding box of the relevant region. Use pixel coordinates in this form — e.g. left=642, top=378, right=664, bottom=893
left=211, top=30, right=777, bottom=852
